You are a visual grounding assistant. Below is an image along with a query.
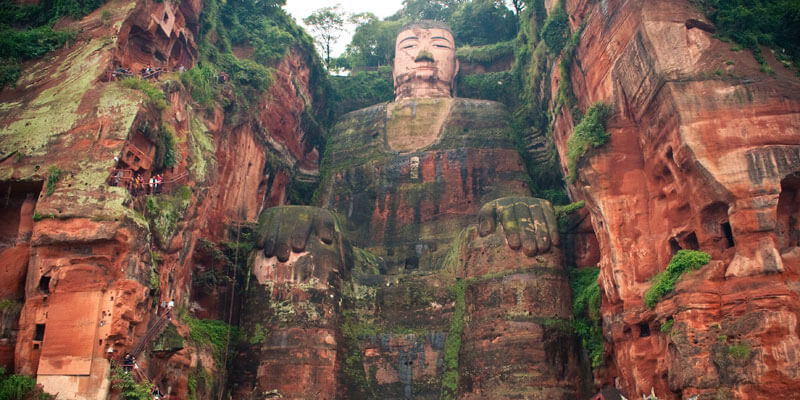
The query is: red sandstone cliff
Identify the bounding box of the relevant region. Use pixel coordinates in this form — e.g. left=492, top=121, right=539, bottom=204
left=551, top=0, right=800, bottom=398
left=1, top=0, right=798, bottom=399
left=0, top=0, right=325, bottom=398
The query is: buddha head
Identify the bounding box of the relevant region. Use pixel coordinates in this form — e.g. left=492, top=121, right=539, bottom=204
left=393, top=20, right=459, bottom=100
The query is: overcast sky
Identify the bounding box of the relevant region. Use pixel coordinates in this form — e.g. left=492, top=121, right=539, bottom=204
left=284, top=0, right=405, bottom=58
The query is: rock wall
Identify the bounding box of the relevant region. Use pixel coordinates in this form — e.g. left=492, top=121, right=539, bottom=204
left=0, top=0, right=326, bottom=398
left=550, top=0, right=800, bottom=398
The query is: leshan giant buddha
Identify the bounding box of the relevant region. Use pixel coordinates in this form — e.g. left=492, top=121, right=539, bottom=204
left=231, top=21, right=584, bottom=400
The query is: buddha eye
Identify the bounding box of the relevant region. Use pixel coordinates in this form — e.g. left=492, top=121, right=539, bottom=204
left=434, top=44, right=450, bottom=49
left=403, top=44, right=416, bottom=49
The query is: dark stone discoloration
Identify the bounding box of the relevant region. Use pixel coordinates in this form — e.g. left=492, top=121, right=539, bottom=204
left=745, top=146, right=800, bottom=185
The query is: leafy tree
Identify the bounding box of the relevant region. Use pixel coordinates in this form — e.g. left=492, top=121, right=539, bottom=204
left=450, top=0, right=517, bottom=46
left=507, top=0, right=525, bottom=15
left=330, top=66, right=394, bottom=117
left=0, top=0, right=104, bottom=88
left=399, top=0, right=464, bottom=22
left=0, top=367, right=51, bottom=400
left=304, top=5, right=346, bottom=69
left=701, top=0, right=800, bottom=66
left=344, top=15, right=403, bottom=68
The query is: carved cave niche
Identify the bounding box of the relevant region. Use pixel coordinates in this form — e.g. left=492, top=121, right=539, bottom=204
left=700, top=201, right=735, bottom=259
left=169, top=32, right=194, bottom=70
left=0, top=180, right=42, bottom=247
left=777, top=172, right=800, bottom=251
left=668, top=230, right=699, bottom=256
left=124, top=25, right=157, bottom=67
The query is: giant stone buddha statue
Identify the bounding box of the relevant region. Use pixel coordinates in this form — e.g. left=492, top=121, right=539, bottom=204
left=231, top=21, right=583, bottom=400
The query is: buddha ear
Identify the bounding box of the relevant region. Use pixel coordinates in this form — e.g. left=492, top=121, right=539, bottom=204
left=452, top=59, right=460, bottom=96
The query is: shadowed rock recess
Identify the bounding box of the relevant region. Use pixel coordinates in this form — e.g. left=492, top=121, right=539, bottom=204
left=0, top=0, right=798, bottom=399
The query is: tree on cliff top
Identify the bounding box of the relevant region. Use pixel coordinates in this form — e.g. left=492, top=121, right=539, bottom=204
left=304, top=5, right=346, bottom=69
left=343, top=14, right=403, bottom=68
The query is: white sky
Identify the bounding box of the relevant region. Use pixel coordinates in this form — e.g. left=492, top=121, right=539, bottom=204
left=284, top=0, right=405, bottom=58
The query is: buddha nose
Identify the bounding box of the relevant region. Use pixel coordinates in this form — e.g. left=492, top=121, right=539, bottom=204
left=415, top=49, right=435, bottom=63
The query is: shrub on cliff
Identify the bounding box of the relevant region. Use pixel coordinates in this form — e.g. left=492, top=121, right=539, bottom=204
left=569, top=267, right=604, bottom=368
left=0, top=367, right=51, bottom=400
left=440, top=278, right=466, bottom=400
left=329, top=66, right=394, bottom=117
left=111, top=367, right=152, bottom=400
left=456, top=40, right=516, bottom=66
left=119, top=78, right=167, bottom=110
left=540, top=1, right=569, bottom=54
left=699, top=0, right=800, bottom=70
left=0, top=1, right=109, bottom=88
left=566, top=102, right=613, bottom=183
left=645, top=250, right=712, bottom=308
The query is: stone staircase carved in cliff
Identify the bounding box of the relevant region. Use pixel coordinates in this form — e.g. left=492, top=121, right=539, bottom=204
left=131, top=314, right=170, bottom=358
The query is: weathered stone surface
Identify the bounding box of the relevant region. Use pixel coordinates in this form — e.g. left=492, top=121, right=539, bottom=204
left=0, top=0, right=329, bottom=396
left=231, top=206, right=344, bottom=400
left=551, top=0, right=800, bottom=397
left=322, top=98, right=531, bottom=273
left=458, top=198, right=583, bottom=399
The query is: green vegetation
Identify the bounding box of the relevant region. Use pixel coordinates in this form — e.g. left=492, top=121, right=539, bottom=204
left=337, top=16, right=402, bottom=69
left=440, top=278, right=465, bottom=399
left=180, top=65, right=216, bottom=107
left=303, top=5, right=346, bottom=69
left=645, top=250, right=712, bottom=308
left=119, top=78, right=168, bottom=111
left=0, top=367, right=50, bottom=400
left=456, top=40, right=515, bottom=66
left=339, top=309, right=377, bottom=397
left=32, top=211, right=43, bottom=221
left=45, top=165, right=62, bottom=196
left=158, top=123, right=178, bottom=169
left=185, top=0, right=330, bottom=124
left=184, top=316, right=239, bottom=364
left=249, top=323, right=267, bottom=345
left=449, top=0, right=517, bottom=46
left=329, top=67, right=393, bottom=117
left=192, top=268, right=229, bottom=291
left=100, top=9, right=111, bottom=26
left=727, top=342, right=751, bottom=360
left=554, top=200, right=585, bottom=232
left=457, top=70, right=515, bottom=105
left=566, top=102, right=612, bottom=182
left=187, top=366, right=212, bottom=400
left=0, top=1, right=101, bottom=87
left=145, top=186, right=191, bottom=247
left=539, top=2, right=569, bottom=54
left=699, top=0, right=800, bottom=71
left=111, top=366, right=152, bottom=400
left=569, top=267, right=604, bottom=368
left=660, top=318, right=674, bottom=333
left=151, top=323, right=185, bottom=352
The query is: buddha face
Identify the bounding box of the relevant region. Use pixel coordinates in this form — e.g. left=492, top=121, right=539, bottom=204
left=393, top=26, right=459, bottom=99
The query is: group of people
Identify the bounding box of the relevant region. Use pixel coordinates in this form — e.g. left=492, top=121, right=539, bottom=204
left=127, top=173, right=164, bottom=196
left=111, top=67, right=133, bottom=80
left=121, top=352, right=136, bottom=372
left=121, top=347, right=165, bottom=398
left=141, top=65, right=163, bottom=80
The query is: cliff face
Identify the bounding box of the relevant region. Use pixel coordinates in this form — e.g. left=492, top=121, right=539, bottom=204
left=2, top=0, right=799, bottom=399
left=0, top=0, right=324, bottom=398
left=551, top=0, right=800, bottom=398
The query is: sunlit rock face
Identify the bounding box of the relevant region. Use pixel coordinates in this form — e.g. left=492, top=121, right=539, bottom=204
left=552, top=0, right=800, bottom=398
left=393, top=21, right=459, bottom=100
